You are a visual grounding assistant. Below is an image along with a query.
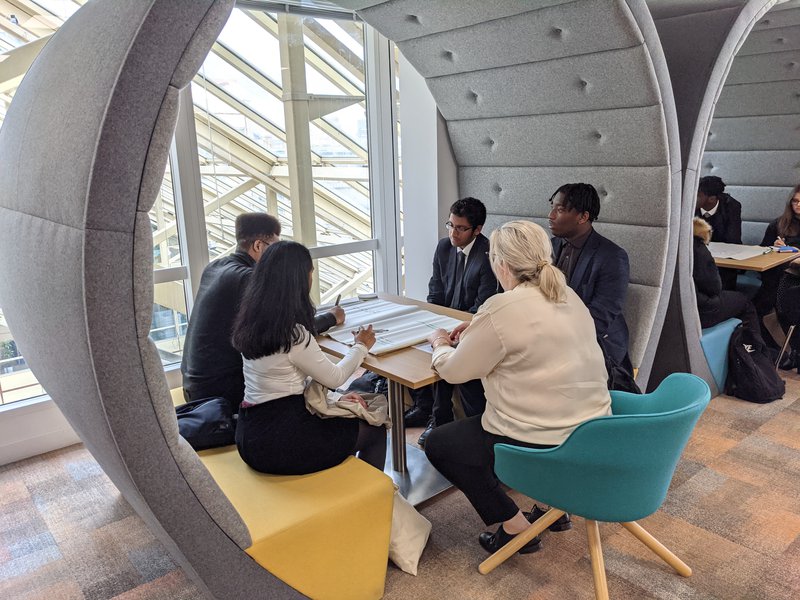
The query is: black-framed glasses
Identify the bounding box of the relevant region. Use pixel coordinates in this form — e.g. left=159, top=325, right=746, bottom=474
left=445, top=221, right=474, bottom=234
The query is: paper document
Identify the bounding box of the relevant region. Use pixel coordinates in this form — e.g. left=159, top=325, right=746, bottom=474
left=325, top=298, right=463, bottom=355
left=708, top=242, right=768, bottom=261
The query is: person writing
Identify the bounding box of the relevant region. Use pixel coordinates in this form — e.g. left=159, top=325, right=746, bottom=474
left=423, top=220, right=611, bottom=554
left=230, top=241, right=386, bottom=475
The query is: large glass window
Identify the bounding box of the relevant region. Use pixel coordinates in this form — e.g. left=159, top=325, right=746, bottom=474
left=192, top=7, right=375, bottom=303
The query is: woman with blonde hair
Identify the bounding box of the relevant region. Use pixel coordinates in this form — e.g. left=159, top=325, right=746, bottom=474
left=424, top=220, right=611, bottom=554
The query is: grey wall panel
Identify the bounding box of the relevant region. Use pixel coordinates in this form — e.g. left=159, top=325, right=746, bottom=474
left=701, top=150, right=800, bottom=185
left=356, top=0, right=569, bottom=43
left=755, top=6, right=800, bottom=29
left=726, top=48, right=800, bottom=83
left=460, top=165, right=671, bottom=227
left=396, top=0, right=642, bottom=78
left=707, top=114, right=800, bottom=149
left=743, top=219, right=771, bottom=243
left=728, top=184, right=795, bottom=219
left=714, top=80, right=800, bottom=116
left=447, top=105, right=668, bottom=168
left=428, top=46, right=660, bottom=121
left=739, top=23, right=800, bottom=53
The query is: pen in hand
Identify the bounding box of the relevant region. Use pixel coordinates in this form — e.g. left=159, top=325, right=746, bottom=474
left=334, top=294, right=341, bottom=306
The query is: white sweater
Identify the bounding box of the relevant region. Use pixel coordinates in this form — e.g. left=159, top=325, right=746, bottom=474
left=242, top=326, right=368, bottom=405
left=431, top=283, right=612, bottom=445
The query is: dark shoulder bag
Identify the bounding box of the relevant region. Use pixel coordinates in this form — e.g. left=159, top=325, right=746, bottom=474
left=175, top=397, right=236, bottom=450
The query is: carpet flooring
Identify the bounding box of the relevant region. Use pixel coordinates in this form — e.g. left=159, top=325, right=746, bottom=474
left=1, top=374, right=799, bottom=599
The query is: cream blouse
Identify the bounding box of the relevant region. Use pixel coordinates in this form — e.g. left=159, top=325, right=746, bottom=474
left=431, top=282, right=611, bottom=445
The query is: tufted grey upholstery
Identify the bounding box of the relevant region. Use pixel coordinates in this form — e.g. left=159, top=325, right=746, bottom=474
left=0, top=1, right=301, bottom=597
left=650, top=0, right=797, bottom=392
left=337, top=0, right=682, bottom=384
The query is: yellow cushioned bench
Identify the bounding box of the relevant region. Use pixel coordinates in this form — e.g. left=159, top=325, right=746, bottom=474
left=198, top=446, right=394, bottom=600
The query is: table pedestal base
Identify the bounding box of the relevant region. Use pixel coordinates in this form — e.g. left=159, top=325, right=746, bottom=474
left=383, top=440, right=451, bottom=506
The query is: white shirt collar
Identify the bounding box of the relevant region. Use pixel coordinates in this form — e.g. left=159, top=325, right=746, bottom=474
left=703, top=200, right=720, bottom=217
left=459, top=237, right=477, bottom=258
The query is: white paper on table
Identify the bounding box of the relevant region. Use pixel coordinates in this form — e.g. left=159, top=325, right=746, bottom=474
left=708, top=242, right=769, bottom=261
left=325, top=299, right=462, bottom=355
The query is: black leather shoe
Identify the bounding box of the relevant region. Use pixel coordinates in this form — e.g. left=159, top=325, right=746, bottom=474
left=478, top=525, right=542, bottom=555
left=524, top=504, right=572, bottom=532
left=404, top=406, right=431, bottom=428
left=417, top=422, right=434, bottom=448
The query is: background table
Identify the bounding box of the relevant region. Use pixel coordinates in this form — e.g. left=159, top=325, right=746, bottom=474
left=318, top=293, right=471, bottom=504
left=714, top=250, right=799, bottom=272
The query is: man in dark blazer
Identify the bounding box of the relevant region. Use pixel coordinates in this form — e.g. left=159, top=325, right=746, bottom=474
left=410, top=197, right=498, bottom=446
left=695, top=175, right=742, bottom=290
left=549, top=183, right=633, bottom=373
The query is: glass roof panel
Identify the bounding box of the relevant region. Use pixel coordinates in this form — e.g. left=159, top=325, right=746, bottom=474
left=216, top=10, right=283, bottom=85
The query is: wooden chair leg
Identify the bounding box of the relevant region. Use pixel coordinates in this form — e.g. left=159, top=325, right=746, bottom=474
left=586, top=520, right=609, bottom=600
left=621, top=521, right=692, bottom=577
left=478, top=508, right=566, bottom=575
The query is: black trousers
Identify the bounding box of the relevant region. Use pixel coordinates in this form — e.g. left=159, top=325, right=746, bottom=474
left=183, top=373, right=244, bottom=415
left=431, top=379, right=487, bottom=426
left=424, top=415, right=553, bottom=525
left=700, top=290, right=764, bottom=347
left=777, top=272, right=800, bottom=353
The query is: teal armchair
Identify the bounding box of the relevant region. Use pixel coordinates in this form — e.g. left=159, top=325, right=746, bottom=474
left=480, top=373, right=711, bottom=600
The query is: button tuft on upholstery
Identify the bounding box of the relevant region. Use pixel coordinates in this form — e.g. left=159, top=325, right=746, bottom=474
left=549, top=27, right=563, bottom=39
left=405, top=14, right=420, bottom=24
left=493, top=183, right=503, bottom=194
left=579, top=78, right=589, bottom=89
left=761, top=19, right=770, bottom=26
left=705, top=162, right=714, bottom=170
left=469, top=90, right=480, bottom=104
left=592, top=130, right=603, bottom=141
left=788, top=62, right=798, bottom=69
left=777, top=38, right=786, bottom=44
left=442, top=50, right=455, bottom=62
left=484, top=137, right=496, bottom=150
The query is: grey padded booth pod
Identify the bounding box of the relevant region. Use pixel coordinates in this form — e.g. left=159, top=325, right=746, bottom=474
left=0, top=1, right=303, bottom=598
left=336, top=0, right=682, bottom=386
left=649, top=0, right=800, bottom=391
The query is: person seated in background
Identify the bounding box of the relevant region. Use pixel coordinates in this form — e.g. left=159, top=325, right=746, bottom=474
left=423, top=220, right=611, bottom=555
left=231, top=241, right=386, bottom=475
left=695, top=175, right=742, bottom=290
left=411, top=197, right=499, bottom=448
left=181, top=213, right=344, bottom=413
left=754, top=184, right=800, bottom=318
left=693, top=217, right=763, bottom=345
left=765, top=185, right=800, bottom=369
left=548, top=183, right=635, bottom=387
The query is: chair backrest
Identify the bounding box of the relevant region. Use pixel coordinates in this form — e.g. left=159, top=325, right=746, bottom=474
left=494, top=373, right=711, bottom=522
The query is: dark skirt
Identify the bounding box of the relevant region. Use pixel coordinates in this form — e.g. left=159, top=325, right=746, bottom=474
left=236, top=394, right=359, bottom=475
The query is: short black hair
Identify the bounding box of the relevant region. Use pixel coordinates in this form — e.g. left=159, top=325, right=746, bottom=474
left=698, top=176, right=725, bottom=198
left=548, top=183, right=601, bottom=222
left=449, top=197, right=486, bottom=228
left=235, top=213, right=281, bottom=252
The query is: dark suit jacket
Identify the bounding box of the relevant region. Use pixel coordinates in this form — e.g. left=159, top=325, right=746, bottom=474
left=695, top=193, right=742, bottom=244
left=427, top=233, right=498, bottom=313
left=552, top=229, right=631, bottom=365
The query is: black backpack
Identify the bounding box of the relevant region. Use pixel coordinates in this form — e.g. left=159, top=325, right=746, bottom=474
left=725, top=324, right=785, bottom=403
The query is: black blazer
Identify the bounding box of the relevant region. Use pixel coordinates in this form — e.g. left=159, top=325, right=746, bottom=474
left=695, top=193, right=742, bottom=244
left=552, top=229, right=631, bottom=365
left=427, top=233, right=498, bottom=313
left=693, top=236, right=722, bottom=319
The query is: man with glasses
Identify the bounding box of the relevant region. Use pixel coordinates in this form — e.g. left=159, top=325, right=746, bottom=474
left=181, top=213, right=344, bottom=413
left=412, top=197, right=498, bottom=447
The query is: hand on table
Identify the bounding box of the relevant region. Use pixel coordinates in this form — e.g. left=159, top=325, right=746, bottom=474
left=428, top=328, right=452, bottom=349
left=353, top=324, right=376, bottom=349
left=329, top=305, right=345, bottom=325
left=775, top=237, right=786, bottom=247
left=450, top=321, right=470, bottom=343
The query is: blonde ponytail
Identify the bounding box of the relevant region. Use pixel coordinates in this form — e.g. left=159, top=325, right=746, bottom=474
left=489, top=220, right=567, bottom=303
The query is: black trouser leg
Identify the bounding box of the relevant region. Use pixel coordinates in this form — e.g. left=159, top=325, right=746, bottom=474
left=354, top=421, right=387, bottom=471
left=457, top=379, right=487, bottom=417
left=431, top=380, right=455, bottom=426
left=408, top=385, right=434, bottom=414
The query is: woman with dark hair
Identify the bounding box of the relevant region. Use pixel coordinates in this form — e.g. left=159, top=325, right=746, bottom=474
left=754, top=185, right=800, bottom=318
left=231, top=240, right=386, bottom=474
left=762, top=185, right=800, bottom=369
